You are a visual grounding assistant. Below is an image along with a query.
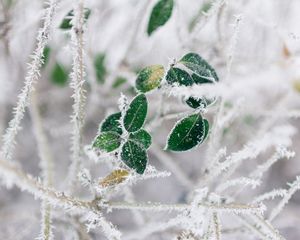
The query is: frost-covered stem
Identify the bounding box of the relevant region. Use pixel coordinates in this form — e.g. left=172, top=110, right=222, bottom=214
left=251, top=214, right=286, bottom=240
left=198, top=132, right=276, bottom=188
left=204, top=98, right=225, bottom=170
left=30, top=92, right=54, bottom=240
left=237, top=215, right=268, bottom=239
left=203, top=217, right=213, bottom=240
left=40, top=202, right=52, bottom=240
left=250, top=148, right=294, bottom=179
left=225, top=14, right=243, bottom=82
left=204, top=16, right=242, bottom=170
left=204, top=17, right=242, bottom=170
left=0, top=0, right=58, bottom=161
left=252, top=189, right=287, bottom=204
left=108, top=201, right=264, bottom=214
left=67, top=0, right=87, bottom=190
left=217, top=177, right=261, bottom=193
left=0, top=158, right=92, bottom=211
left=269, top=176, right=300, bottom=222
left=150, top=143, right=193, bottom=189
left=213, top=212, right=221, bottom=240
left=0, top=154, right=263, bottom=213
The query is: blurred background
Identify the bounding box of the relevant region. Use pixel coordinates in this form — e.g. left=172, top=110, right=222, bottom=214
left=0, top=0, right=300, bottom=239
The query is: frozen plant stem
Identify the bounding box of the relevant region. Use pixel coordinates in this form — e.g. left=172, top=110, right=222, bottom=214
left=0, top=0, right=59, bottom=161
left=213, top=212, right=221, bottom=240
left=269, top=176, right=300, bottom=222
left=30, top=92, right=54, bottom=240
left=0, top=157, right=92, bottom=211
left=225, top=14, right=243, bottom=82
left=0, top=156, right=264, bottom=214
left=67, top=0, right=87, bottom=190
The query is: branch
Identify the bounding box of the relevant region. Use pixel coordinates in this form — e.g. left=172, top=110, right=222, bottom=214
left=0, top=0, right=59, bottom=161
left=269, top=176, right=300, bottom=222
left=30, top=92, right=54, bottom=240
left=67, top=0, right=87, bottom=190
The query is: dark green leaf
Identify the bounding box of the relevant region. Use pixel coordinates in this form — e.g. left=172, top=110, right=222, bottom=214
left=123, top=94, right=148, bottom=132
left=93, top=131, right=121, bottom=152
left=42, top=46, right=51, bottom=68
left=136, top=65, right=164, bottom=92
left=113, top=76, right=127, bottom=88
left=166, top=67, right=193, bottom=86
left=147, top=0, right=174, bottom=36
left=166, top=113, right=205, bottom=151
left=129, top=129, right=152, bottom=149
left=84, top=8, right=91, bottom=21
left=100, top=112, right=122, bottom=135
left=121, top=140, right=148, bottom=174
left=165, top=66, right=213, bottom=109
left=94, top=53, right=106, bottom=84
left=202, top=118, right=209, bottom=142
left=185, top=97, right=207, bottom=109
left=60, top=8, right=91, bottom=29
left=180, top=53, right=219, bottom=83
left=51, top=62, right=68, bottom=86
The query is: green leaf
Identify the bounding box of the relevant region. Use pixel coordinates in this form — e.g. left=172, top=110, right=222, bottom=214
left=121, top=140, right=148, bottom=174
left=123, top=94, right=148, bottom=133
left=185, top=97, right=207, bottom=109
left=60, top=10, right=73, bottom=29
left=51, top=62, right=68, bottom=86
left=165, top=52, right=219, bottom=109
left=94, top=53, right=107, bottom=84
left=60, top=8, right=91, bottom=29
left=136, top=65, right=164, bottom=92
left=129, top=129, right=152, bottom=149
left=147, top=0, right=174, bottom=36
left=112, top=76, right=127, bottom=89
left=165, top=67, right=212, bottom=109
left=166, top=67, right=193, bottom=86
left=100, top=112, right=123, bottom=135
left=93, top=131, right=121, bottom=152
left=42, top=46, right=51, bottom=68
left=180, top=52, right=219, bottom=83
left=84, top=8, right=91, bottom=21
left=202, top=118, right=209, bottom=142
left=166, top=113, right=205, bottom=151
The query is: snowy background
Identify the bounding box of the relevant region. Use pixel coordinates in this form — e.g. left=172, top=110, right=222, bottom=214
left=0, top=0, right=299, bottom=239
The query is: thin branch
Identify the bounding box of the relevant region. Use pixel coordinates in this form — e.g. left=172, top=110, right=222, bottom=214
left=0, top=0, right=59, bottom=161
left=67, top=0, right=87, bottom=190
left=213, top=212, right=221, bottom=240
left=30, top=91, right=54, bottom=240
left=269, top=176, right=300, bottom=222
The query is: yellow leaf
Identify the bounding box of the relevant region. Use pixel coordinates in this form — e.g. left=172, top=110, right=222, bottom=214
left=100, top=169, right=129, bottom=187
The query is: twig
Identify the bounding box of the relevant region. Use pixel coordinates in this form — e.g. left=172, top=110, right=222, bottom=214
left=30, top=91, right=54, bottom=240
left=67, top=0, right=87, bottom=190
left=0, top=0, right=59, bottom=161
